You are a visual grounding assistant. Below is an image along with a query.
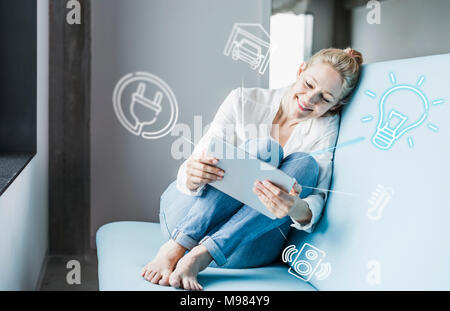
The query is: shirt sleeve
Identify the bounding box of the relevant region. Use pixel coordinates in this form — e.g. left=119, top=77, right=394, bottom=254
left=290, top=128, right=339, bottom=233
left=176, top=89, right=239, bottom=196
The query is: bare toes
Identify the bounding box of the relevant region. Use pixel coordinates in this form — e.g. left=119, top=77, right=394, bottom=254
left=169, top=275, right=181, bottom=288
left=159, top=274, right=170, bottom=286
left=151, top=272, right=162, bottom=284
left=143, top=270, right=150, bottom=280
left=191, top=280, right=199, bottom=291
left=183, top=279, right=190, bottom=290
left=194, top=282, right=200, bottom=291
left=147, top=271, right=157, bottom=281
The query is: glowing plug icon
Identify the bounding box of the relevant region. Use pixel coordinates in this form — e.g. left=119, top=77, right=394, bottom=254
left=130, top=83, right=163, bottom=136
left=372, top=84, right=429, bottom=150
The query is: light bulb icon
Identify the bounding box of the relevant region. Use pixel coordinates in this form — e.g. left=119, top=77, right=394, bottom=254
left=372, top=85, right=429, bottom=150
left=361, top=73, right=444, bottom=150
left=130, top=83, right=163, bottom=136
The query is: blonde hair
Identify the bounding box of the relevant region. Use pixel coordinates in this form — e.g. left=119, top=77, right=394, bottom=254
left=304, top=47, right=364, bottom=116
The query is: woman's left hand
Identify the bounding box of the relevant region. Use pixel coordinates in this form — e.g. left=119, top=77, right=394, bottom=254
left=253, top=180, right=303, bottom=219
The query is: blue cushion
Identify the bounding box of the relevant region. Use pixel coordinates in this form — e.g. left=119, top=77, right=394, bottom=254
left=96, top=221, right=315, bottom=291
left=287, top=53, right=450, bottom=290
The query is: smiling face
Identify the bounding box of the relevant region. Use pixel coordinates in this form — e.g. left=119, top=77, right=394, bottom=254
left=283, top=62, right=344, bottom=120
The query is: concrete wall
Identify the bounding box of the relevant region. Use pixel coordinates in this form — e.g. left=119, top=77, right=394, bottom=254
left=91, top=0, right=271, bottom=246
left=0, top=0, right=49, bottom=290
left=352, top=0, right=450, bottom=63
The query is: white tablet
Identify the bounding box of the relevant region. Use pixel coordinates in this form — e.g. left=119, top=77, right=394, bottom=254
left=206, top=136, right=296, bottom=219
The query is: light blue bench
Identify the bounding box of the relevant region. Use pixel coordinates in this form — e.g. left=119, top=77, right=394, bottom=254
left=97, top=53, right=450, bottom=290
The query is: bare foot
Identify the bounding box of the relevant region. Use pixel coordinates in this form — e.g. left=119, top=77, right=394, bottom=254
left=169, top=244, right=212, bottom=291
left=141, top=240, right=186, bottom=286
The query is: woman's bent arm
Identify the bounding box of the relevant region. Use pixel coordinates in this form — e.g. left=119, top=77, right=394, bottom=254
left=176, top=89, right=239, bottom=195
left=291, top=129, right=339, bottom=232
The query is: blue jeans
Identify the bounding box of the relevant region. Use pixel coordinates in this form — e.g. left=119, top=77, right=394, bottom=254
left=159, top=138, right=319, bottom=268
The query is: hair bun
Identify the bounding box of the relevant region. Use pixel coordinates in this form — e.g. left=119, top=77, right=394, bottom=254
left=344, top=47, right=364, bottom=66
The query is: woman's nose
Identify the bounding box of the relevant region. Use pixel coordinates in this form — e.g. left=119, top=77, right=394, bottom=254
left=304, top=92, right=319, bottom=105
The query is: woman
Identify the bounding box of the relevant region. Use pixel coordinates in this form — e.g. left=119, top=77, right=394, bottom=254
left=142, top=48, right=363, bottom=290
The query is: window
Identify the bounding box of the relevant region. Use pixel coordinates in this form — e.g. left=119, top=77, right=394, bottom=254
left=269, top=13, right=313, bottom=89
left=0, top=0, right=37, bottom=196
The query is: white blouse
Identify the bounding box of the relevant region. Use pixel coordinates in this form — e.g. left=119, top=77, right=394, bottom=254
left=176, top=87, right=340, bottom=233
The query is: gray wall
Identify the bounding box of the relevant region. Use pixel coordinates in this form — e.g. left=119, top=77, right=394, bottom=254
left=352, top=0, right=450, bottom=63
left=0, top=0, right=49, bottom=290
left=309, top=0, right=335, bottom=53
left=91, top=0, right=271, bottom=246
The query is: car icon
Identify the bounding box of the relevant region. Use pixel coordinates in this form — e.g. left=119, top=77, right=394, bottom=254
left=231, top=38, right=264, bottom=70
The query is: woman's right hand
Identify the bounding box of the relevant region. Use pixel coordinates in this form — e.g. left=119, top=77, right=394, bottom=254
left=185, top=151, right=225, bottom=192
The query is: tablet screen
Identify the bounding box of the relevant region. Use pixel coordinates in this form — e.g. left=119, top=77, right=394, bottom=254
left=207, top=136, right=296, bottom=219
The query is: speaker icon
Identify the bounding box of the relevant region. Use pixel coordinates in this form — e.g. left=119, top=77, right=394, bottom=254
left=282, top=243, right=331, bottom=282
left=315, top=262, right=332, bottom=281
left=281, top=245, right=298, bottom=263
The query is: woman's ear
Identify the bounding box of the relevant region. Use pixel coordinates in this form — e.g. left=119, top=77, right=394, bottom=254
left=297, top=62, right=306, bottom=79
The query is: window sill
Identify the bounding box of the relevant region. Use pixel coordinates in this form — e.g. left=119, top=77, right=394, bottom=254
left=0, top=152, right=35, bottom=197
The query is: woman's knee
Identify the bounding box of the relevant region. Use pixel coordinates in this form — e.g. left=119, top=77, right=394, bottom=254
left=280, top=152, right=319, bottom=198
left=241, top=137, right=284, bottom=167
left=159, top=180, right=198, bottom=239
left=159, top=181, right=177, bottom=214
